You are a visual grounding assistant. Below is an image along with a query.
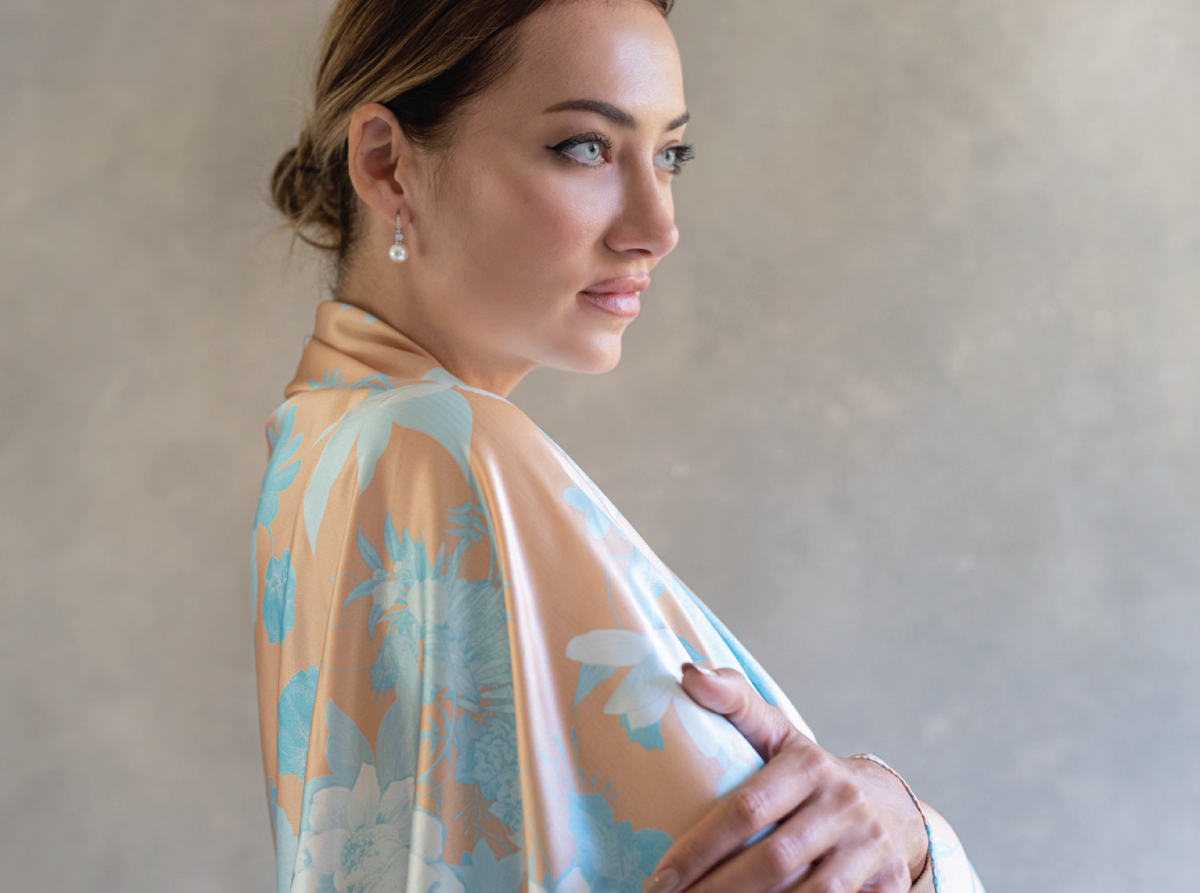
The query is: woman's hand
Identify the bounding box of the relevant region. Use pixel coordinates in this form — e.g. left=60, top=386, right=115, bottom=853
left=642, top=662, right=929, bottom=893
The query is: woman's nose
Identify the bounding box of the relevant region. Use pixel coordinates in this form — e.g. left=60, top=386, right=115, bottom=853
left=604, top=165, right=680, bottom=259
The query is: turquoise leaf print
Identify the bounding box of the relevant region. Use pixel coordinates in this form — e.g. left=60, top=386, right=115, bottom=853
left=564, top=487, right=612, bottom=540
left=255, top=404, right=302, bottom=530
left=445, top=498, right=488, bottom=544
left=358, top=525, right=384, bottom=573
left=262, top=550, right=296, bottom=644
left=368, top=624, right=418, bottom=699
left=375, top=697, right=420, bottom=791
left=324, top=700, right=374, bottom=788
left=277, top=666, right=318, bottom=779
left=422, top=366, right=511, bottom=402
left=573, top=663, right=619, bottom=709
left=303, top=384, right=474, bottom=552
left=348, top=373, right=393, bottom=390
left=625, top=549, right=670, bottom=629
left=307, top=369, right=392, bottom=390
left=566, top=792, right=671, bottom=893
left=451, top=836, right=526, bottom=893
left=307, top=369, right=346, bottom=389
left=619, top=713, right=665, bottom=750
left=626, top=549, right=667, bottom=599
left=546, top=438, right=627, bottom=528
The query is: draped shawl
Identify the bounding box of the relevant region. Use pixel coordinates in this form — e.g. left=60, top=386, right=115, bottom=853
left=251, top=300, right=984, bottom=893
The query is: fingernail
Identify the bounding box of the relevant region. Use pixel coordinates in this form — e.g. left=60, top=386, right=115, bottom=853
left=691, top=664, right=716, bottom=677
left=643, top=867, right=679, bottom=893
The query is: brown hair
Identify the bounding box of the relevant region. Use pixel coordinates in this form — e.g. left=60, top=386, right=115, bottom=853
left=270, top=0, right=675, bottom=286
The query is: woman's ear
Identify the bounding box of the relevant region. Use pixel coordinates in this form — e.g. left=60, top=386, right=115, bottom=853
left=346, top=102, right=420, bottom=225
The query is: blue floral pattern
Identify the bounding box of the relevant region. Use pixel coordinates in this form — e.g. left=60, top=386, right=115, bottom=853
left=277, top=666, right=318, bottom=780
left=567, top=792, right=671, bottom=893
left=255, top=403, right=301, bottom=532
left=262, top=549, right=296, bottom=644
left=253, top=301, right=986, bottom=893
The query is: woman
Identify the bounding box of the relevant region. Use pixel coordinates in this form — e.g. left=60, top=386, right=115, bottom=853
left=253, top=1, right=986, bottom=891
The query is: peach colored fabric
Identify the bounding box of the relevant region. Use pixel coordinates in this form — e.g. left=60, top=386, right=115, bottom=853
left=251, top=300, right=984, bottom=893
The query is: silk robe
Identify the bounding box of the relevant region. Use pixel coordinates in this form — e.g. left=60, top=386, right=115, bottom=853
left=251, top=300, right=985, bottom=893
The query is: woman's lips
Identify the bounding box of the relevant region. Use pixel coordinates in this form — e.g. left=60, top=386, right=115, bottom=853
left=579, top=290, right=641, bottom=317
left=579, top=275, right=648, bottom=318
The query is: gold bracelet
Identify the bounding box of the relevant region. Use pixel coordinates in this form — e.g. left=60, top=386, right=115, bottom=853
left=848, top=753, right=936, bottom=891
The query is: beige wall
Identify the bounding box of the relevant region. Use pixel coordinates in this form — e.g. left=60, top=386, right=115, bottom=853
left=4, top=1, right=1198, bottom=889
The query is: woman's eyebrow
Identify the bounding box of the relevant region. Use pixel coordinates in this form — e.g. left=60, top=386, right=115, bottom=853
left=542, top=98, right=690, bottom=131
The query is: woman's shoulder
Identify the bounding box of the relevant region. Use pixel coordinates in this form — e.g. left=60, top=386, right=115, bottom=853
left=273, top=371, right=554, bottom=509
left=355, top=370, right=551, bottom=465
left=280, top=367, right=544, bottom=461
left=262, top=373, right=549, bottom=557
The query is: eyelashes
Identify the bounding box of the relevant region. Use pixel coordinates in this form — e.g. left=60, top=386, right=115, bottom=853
left=547, top=132, right=696, bottom=175
left=549, top=133, right=611, bottom=165
left=665, top=142, right=696, bottom=172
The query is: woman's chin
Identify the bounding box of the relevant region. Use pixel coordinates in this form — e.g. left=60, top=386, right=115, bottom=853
left=554, top=339, right=624, bottom=376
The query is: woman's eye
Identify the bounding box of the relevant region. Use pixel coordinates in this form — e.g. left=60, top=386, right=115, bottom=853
left=548, top=135, right=611, bottom=166
left=658, top=143, right=695, bottom=174
left=564, top=140, right=605, bottom=164
left=549, top=135, right=694, bottom=173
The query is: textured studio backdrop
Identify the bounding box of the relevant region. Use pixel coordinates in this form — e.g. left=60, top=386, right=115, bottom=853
left=3, top=0, right=1199, bottom=890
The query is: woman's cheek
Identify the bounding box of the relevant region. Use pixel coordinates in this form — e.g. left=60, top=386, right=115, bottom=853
left=527, top=173, right=618, bottom=247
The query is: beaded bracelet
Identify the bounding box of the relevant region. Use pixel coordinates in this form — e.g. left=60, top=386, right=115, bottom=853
left=848, top=753, right=937, bottom=892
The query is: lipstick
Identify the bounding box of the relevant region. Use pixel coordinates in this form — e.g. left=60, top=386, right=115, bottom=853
left=579, top=275, right=649, bottom=318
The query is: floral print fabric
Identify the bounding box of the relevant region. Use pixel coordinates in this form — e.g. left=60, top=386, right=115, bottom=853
left=251, top=301, right=985, bottom=893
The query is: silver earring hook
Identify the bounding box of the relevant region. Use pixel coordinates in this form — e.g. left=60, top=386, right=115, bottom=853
left=388, top=213, right=407, bottom=263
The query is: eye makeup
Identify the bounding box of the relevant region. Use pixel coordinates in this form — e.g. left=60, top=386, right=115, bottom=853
left=547, top=132, right=695, bottom=174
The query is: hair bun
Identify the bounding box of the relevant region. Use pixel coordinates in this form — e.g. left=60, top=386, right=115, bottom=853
left=270, top=128, right=342, bottom=253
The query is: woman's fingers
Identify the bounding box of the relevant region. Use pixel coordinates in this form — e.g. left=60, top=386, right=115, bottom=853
left=648, top=780, right=906, bottom=893
left=643, top=663, right=912, bottom=893
left=648, top=745, right=828, bottom=890
left=795, top=821, right=910, bottom=893
left=648, top=664, right=836, bottom=888
left=678, top=662, right=805, bottom=761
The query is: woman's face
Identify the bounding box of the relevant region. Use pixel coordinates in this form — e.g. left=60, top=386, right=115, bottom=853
left=360, top=0, right=689, bottom=395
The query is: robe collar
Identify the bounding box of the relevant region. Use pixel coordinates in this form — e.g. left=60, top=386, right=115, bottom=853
left=284, top=301, right=442, bottom=398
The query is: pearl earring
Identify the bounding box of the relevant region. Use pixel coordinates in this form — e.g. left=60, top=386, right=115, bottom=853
left=388, top=214, right=407, bottom=263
